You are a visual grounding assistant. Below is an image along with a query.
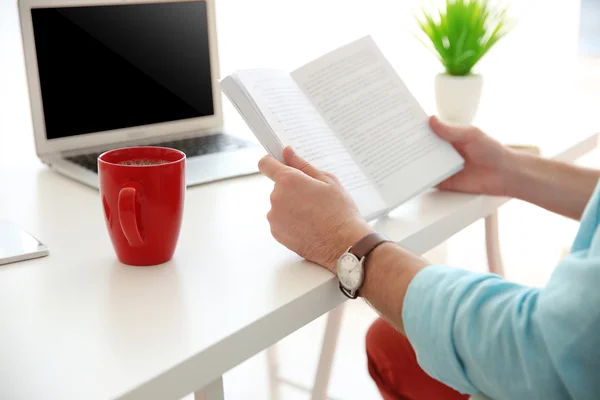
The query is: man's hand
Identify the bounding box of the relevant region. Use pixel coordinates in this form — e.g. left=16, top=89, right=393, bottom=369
left=430, top=116, right=517, bottom=196
left=258, top=147, right=374, bottom=272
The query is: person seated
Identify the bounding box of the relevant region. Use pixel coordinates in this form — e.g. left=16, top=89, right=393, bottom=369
left=258, top=116, right=600, bottom=399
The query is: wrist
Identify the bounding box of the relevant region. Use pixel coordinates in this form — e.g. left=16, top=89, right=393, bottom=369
left=501, top=150, right=537, bottom=199
left=326, top=220, right=374, bottom=272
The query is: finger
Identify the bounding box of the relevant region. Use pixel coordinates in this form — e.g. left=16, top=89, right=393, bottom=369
left=429, top=115, right=474, bottom=144
left=258, top=155, right=290, bottom=181
left=435, top=173, right=471, bottom=193
left=435, top=179, right=457, bottom=191
left=283, top=147, right=323, bottom=180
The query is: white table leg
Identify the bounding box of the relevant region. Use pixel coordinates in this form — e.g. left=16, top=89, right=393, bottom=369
left=485, top=211, right=504, bottom=277
left=266, top=344, right=281, bottom=400
left=195, top=377, right=224, bottom=400
left=310, top=303, right=345, bottom=400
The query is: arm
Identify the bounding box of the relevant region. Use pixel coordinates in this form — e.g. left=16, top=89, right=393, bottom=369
left=258, top=145, right=600, bottom=399
left=505, top=152, right=600, bottom=220
left=359, top=236, right=600, bottom=398
left=428, top=116, right=600, bottom=220
left=360, top=242, right=427, bottom=333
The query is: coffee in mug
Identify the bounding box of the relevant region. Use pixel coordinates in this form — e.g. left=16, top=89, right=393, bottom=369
left=119, top=159, right=169, bottom=166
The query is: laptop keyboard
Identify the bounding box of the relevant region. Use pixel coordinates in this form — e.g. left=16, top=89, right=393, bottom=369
left=66, top=133, right=253, bottom=174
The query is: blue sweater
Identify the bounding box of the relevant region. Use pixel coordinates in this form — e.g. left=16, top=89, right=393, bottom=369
left=403, top=182, right=600, bottom=399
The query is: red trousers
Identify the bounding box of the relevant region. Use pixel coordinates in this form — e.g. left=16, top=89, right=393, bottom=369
left=366, top=318, right=469, bottom=400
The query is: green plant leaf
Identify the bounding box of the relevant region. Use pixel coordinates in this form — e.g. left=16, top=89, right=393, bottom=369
left=412, top=0, right=513, bottom=76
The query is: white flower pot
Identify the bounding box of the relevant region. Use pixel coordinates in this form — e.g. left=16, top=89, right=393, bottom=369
left=434, top=73, right=483, bottom=125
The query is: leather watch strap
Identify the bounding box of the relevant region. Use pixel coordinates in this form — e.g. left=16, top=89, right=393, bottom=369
left=350, top=232, right=391, bottom=259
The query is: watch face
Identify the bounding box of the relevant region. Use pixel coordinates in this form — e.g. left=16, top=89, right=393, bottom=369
left=337, top=253, right=364, bottom=290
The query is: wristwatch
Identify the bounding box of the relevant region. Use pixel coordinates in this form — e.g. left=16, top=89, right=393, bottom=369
left=336, top=232, right=391, bottom=299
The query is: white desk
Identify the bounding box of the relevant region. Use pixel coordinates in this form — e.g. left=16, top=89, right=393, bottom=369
left=1, top=0, right=599, bottom=399
left=0, top=132, right=596, bottom=400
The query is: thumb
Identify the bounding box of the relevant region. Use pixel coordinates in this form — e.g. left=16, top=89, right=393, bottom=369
left=429, top=115, right=474, bottom=144
left=283, top=146, right=322, bottom=180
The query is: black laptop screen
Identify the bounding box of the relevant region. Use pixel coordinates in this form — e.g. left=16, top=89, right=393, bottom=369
left=31, top=1, right=214, bottom=140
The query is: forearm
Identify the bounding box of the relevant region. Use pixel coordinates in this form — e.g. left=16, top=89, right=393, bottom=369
left=505, top=152, right=600, bottom=220
left=356, top=240, right=571, bottom=398
left=359, top=242, right=428, bottom=334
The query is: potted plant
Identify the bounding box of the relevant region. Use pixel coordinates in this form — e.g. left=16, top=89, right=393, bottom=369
left=414, top=0, right=512, bottom=124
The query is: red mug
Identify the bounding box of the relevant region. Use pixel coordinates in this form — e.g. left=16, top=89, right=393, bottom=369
left=98, top=147, right=185, bottom=266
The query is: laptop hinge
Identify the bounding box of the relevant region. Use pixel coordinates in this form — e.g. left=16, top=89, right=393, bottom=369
left=59, top=126, right=223, bottom=157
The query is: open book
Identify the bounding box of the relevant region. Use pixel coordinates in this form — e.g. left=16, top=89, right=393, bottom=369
left=220, top=36, right=464, bottom=221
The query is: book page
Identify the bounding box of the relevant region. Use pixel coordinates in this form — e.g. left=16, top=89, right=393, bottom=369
left=291, top=36, right=464, bottom=207
left=232, top=69, right=387, bottom=219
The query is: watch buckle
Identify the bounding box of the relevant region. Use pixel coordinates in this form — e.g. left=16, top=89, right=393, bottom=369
left=339, top=283, right=358, bottom=299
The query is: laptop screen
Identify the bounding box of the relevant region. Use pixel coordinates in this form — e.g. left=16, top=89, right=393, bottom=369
left=31, top=1, right=214, bottom=140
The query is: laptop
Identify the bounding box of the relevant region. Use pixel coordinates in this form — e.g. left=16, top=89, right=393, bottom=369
left=18, top=0, right=263, bottom=188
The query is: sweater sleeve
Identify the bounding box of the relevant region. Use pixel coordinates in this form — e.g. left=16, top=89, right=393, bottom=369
left=402, top=258, right=600, bottom=400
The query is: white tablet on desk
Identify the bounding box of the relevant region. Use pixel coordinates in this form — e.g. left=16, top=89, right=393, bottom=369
left=0, top=220, right=49, bottom=266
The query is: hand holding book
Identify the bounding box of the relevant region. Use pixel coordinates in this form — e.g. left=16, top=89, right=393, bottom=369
left=221, top=36, right=464, bottom=220
left=258, top=146, right=375, bottom=271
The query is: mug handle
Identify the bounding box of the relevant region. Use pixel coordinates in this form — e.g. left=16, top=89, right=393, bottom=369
left=118, top=187, right=144, bottom=247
